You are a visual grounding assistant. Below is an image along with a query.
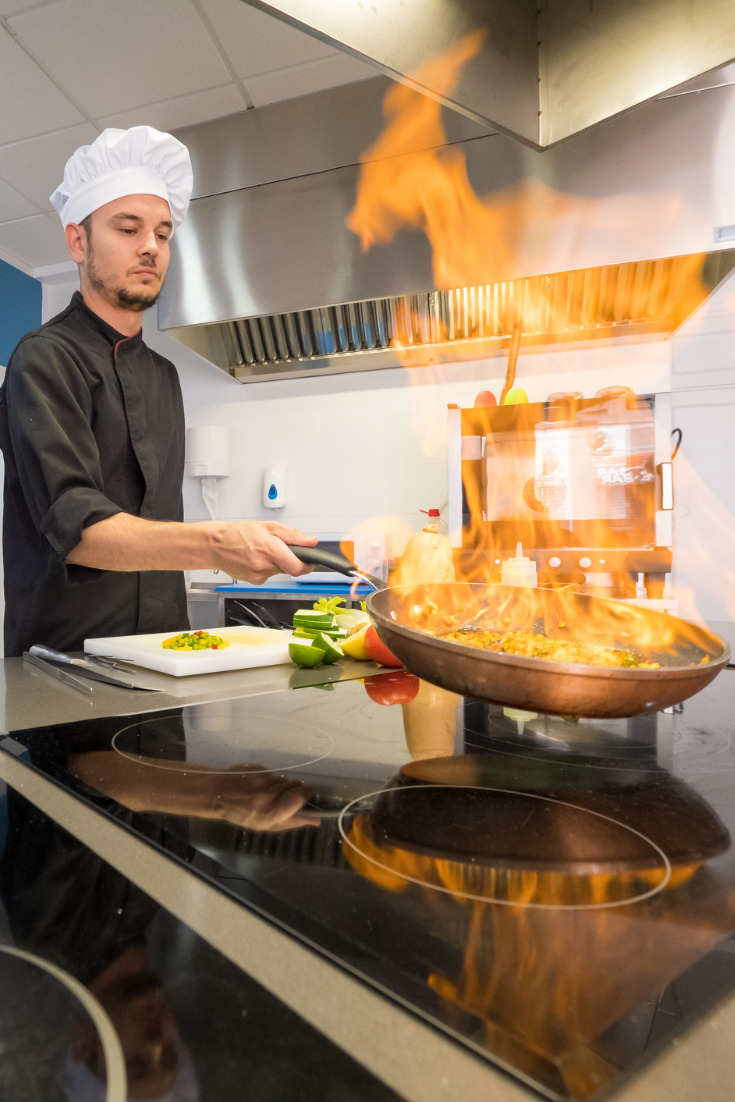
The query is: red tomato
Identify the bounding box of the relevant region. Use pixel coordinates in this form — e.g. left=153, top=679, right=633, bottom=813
left=474, top=389, right=497, bottom=408
left=364, top=669, right=420, bottom=705
left=364, top=625, right=403, bottom=667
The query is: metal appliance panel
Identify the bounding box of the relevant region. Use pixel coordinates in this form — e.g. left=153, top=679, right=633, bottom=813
left=447, top=393, right=673, bottom=586
left=246, top=0, right=735, bottom=147
left=160, top=80, right=735, bottom=381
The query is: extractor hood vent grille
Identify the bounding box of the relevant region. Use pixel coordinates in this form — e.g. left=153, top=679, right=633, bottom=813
left=167, top=251, right=735, bottom=382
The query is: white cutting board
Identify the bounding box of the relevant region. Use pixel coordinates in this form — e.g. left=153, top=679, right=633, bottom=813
left=84, top=625, right=299, bottom=677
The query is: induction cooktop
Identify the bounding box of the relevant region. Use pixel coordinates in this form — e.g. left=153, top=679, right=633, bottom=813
left=3, top=669, right=735, bottom=1101
left=0, top=794, right=400, bottom=1102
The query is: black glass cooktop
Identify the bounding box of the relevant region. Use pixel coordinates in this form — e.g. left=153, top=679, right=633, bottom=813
left=0, top=793, right=399, bottom=1102
left=3, top=668, right=735, bottom=1101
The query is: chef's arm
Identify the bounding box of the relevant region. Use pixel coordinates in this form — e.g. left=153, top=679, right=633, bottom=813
left=66, top=512, right=316, bottom=583
left=68, top=751, right=320, bottom=831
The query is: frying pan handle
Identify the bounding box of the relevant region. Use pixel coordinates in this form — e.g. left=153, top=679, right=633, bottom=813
left=287, top=543, right=358, bottom=577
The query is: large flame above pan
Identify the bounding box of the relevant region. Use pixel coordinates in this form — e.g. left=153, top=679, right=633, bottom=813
left=341, top=38, right=735, bottom=687
left=346, top=34, right=711, bottom=348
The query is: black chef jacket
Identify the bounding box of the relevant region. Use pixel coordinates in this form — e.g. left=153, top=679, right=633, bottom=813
left=0, top=291, right=189, bottom=656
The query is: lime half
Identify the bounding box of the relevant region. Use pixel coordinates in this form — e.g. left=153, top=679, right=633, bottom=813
left=314, top=633, right=344, bottom=664
left=289, top=642, right=327, bottom=669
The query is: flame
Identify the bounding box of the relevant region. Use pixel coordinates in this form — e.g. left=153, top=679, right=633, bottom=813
left=347, top=34, right=710, bottom=340
left=458, top=390, right=665, bottom=589
left=393, top=579, right=724, bottom=671
left=346, top=31, right=486, bottom=261
left=388, top=523, right=455, bottom=587
left=346, top=30, right=727, bottom=664
left=343, top=813, right=735, bottom=1095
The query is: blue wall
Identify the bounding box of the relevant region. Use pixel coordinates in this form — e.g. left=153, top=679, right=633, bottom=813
left=0, top=258, right=42, bottom=367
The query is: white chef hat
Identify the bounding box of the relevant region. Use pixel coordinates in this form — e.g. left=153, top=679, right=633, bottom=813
left=50, top=126, right=193, bottom=233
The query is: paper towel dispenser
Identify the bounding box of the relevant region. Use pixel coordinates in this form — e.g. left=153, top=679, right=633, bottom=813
left=186, top=426, right=230, bottom=520
left=185, top=426, right=230, bottom=479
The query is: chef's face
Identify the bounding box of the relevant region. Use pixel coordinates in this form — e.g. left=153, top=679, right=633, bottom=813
left=77, top=943, right=180, bottom=1098
left=77, top=193, right=172, bottom=312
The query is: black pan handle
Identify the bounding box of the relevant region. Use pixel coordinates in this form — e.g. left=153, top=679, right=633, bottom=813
left=287, top=543, right=358, bottom=576
left=287, top=544, right=385, bottom=590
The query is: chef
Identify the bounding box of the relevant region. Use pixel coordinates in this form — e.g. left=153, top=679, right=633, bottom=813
left=0, top=126, right=315, bottom=657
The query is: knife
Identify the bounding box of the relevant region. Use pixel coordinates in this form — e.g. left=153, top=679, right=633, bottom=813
left=28, top=644, right=162, bottom=691
left=24, top=651, right=94, bottom=695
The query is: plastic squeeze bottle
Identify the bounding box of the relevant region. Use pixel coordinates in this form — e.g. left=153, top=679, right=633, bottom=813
left=420, top=508, right=446, bottom=535
left=501, top=542, right=537, bottom=587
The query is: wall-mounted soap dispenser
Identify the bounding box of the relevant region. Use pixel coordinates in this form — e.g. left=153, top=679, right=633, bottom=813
left=263, top=465, right=286, bottom=509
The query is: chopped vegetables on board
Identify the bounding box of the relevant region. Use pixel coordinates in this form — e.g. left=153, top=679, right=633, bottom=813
left=289, top=598, right=371, bottom=668
left=162, top=630, right=230, bottom=651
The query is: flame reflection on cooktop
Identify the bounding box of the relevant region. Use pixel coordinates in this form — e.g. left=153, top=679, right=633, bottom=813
left=339, top=784, right=673, bottom=908
left=3, top=670, right=735, bottom=1101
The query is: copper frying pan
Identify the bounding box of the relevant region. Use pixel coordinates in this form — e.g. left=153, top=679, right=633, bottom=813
left=288, top=546, right=730, bottom=717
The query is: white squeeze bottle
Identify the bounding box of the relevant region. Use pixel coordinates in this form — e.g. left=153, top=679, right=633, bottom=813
left=501, top=542, right=537, bottom=587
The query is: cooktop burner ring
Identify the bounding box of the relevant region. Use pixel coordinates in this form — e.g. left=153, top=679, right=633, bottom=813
left=463, top=738, right=661, bottom=772
left=111, top=710, right=336, bottom=774
left=338, top=784, right=672, bottom=910
left=0, top=943, right=126, bottom=1101
left=672, top=726, right=734, bottom=769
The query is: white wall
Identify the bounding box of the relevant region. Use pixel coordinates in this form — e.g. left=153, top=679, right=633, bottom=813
left=147, top=320, right=671, bottom=557
left=38, top=273, right=735, bottom=625
left=669, top=274, right=735, bottom=622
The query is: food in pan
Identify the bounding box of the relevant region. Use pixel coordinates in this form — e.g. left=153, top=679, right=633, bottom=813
left=162, top=630, right=229, bottom=651
left=438, top=626, right=661, bottom=669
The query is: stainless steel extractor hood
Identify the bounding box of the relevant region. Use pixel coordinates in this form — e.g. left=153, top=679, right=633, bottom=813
left=159, top=73, right=735, bottom=383
left=244, top=0, right=735, bottom=148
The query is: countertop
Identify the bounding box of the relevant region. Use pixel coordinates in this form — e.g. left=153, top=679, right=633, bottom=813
left=3, top=650, right=382, bottom=731
left=1, top=655, right=735, bottom=1102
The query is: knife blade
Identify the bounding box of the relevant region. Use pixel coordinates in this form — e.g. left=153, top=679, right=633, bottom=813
left=28, top=644, right=162, bottom=691
left=24, top=651, right=94, bottom=695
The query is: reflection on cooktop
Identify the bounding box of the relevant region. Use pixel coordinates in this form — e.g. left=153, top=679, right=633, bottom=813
left=464, top=703, right=663, bottom=771
left=3, top=671, right=735, bottom=1101
left=112, top=706, right=336, bottom=773
left=671, top=724, right=734, bottom=770
left=0, top=795, right=401, bottom=1102
left=0, top=944, right=119, bottom=1101
left=339, top=784, right=673, bottom=909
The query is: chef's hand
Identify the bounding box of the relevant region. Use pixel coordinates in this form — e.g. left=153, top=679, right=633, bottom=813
left=212, top=521, right=317, bottom=583
left=215, top=768, right=321, bottom=832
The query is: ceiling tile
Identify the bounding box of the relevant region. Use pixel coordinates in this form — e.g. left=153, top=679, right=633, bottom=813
left=245, top=53, right=377, bottom=108
left=0, top=26, right=84, bottom=142
left=0, top=212, right=69, bottom=269
left=0, top=0, right=46, bottom=14
left=0, top=247, right=31, bottom=277
left=8, top=0, right=232, bottom=117
left=200, top=0, right=334, bottom=77
left=0, top=177, right=38, bottom=220
left=98, top=84, right=248, bottom=134
left=0, top=123, right=99, bottom=212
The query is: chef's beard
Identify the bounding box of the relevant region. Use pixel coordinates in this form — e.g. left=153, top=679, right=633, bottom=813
left=85, top=242, right=161, bottom=312
left=89, top=268, right=161, bottom=312
left=116, top=282, right=161, bottom=311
